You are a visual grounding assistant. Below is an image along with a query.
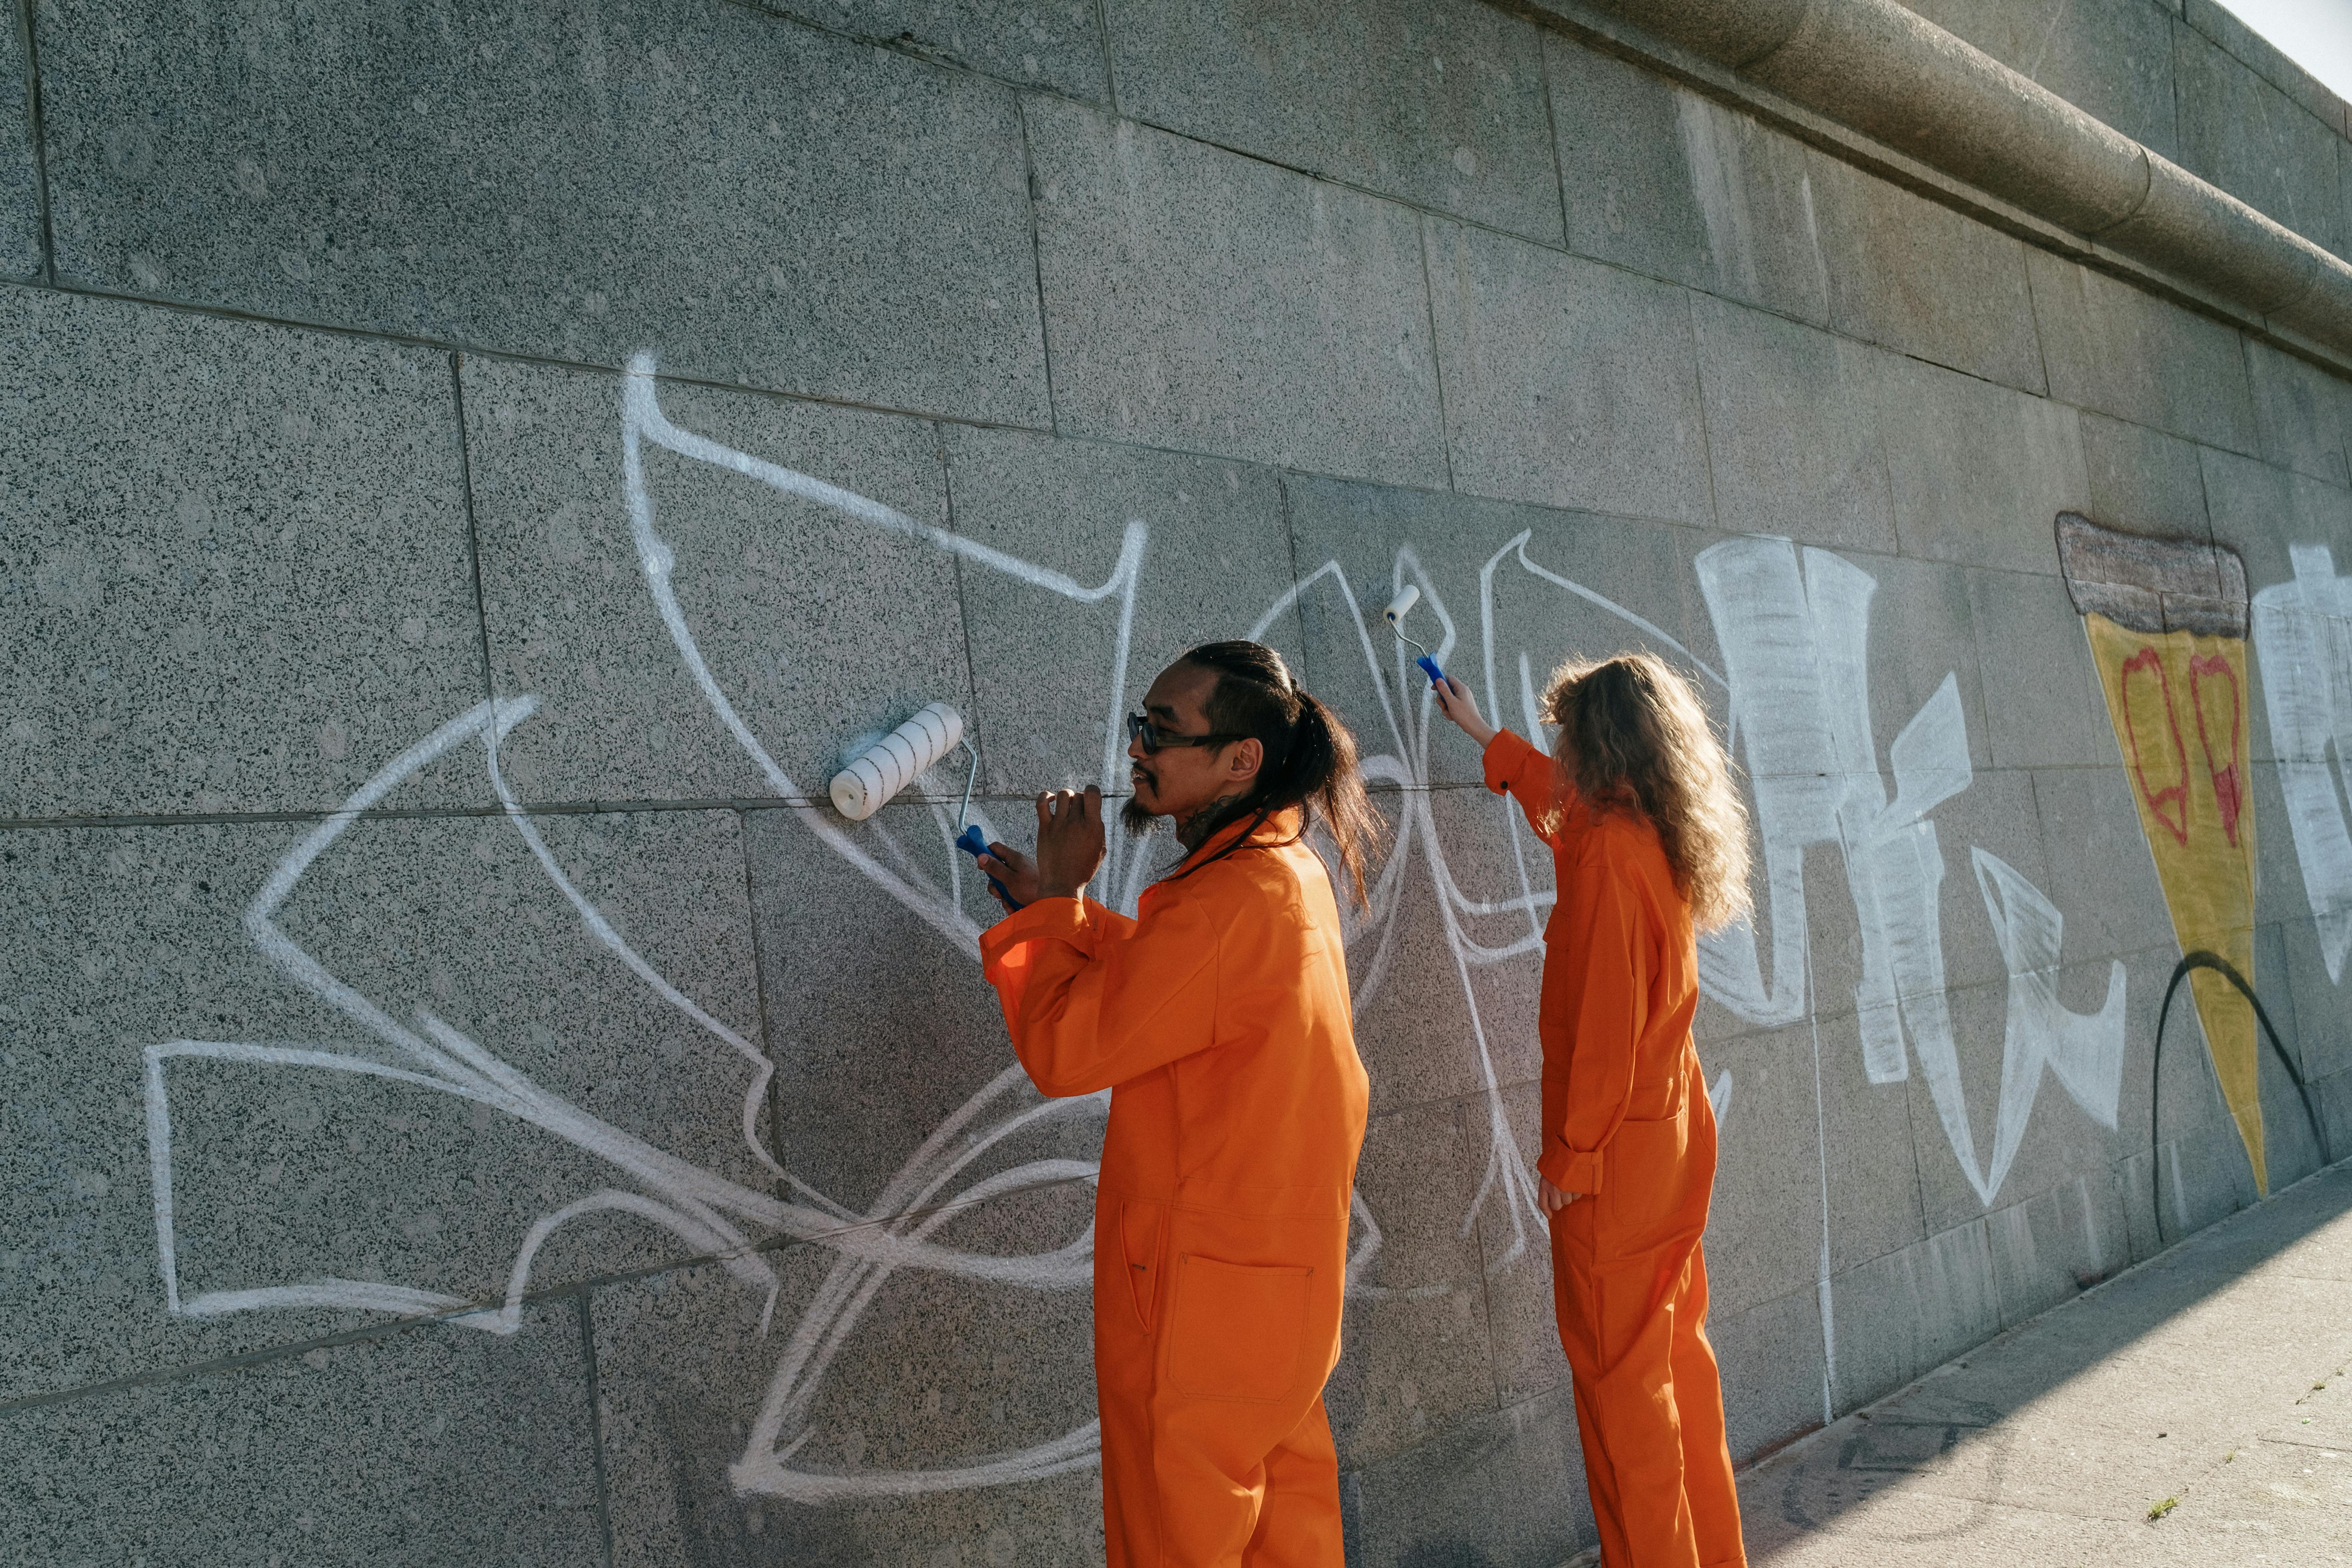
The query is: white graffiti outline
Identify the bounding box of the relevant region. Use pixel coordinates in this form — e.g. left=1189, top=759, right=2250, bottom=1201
left=142, top=353, right=2154, bottom=1505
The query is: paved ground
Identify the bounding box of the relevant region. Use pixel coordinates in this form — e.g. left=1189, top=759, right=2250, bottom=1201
left=1735, top=1159, right=2352, bottom=1566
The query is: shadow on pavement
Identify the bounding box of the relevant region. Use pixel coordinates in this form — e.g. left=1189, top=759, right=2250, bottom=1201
left=1738, top=1158, right=2352, bottom=1560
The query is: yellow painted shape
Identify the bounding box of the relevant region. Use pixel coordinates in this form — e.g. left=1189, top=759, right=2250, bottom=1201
left=2083, top=614, right=2265, bottom=1192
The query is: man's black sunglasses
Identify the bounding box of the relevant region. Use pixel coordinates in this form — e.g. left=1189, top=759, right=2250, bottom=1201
left=1127, top=712, right=1246, bottom=755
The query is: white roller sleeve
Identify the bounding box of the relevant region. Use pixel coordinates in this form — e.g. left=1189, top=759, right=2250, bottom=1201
left=1382, top=585, right=1420, bottom=625
left=827, top=702, right=964, bottom=821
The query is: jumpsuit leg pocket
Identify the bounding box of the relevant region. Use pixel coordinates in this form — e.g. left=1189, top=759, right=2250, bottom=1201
left=1119, top=1201, right=1164, bottom=1333
left=1606, top=1113, right=1690, bottom=1236
left=1166, top=1254, right=1310, bottom=1403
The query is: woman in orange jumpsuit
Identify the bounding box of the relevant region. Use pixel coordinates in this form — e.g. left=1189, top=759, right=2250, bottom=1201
left=1436, top=654, right=1751, bottom=1568
left=976, top=642, right=1380, bottom=1567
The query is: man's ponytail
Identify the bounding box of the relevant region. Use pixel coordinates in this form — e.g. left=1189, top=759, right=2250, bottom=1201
left=1168, top=640, right=1381, bottom=906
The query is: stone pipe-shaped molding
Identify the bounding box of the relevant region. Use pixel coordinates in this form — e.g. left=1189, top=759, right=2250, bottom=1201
left=1542, top=0, right=2352, bottom=354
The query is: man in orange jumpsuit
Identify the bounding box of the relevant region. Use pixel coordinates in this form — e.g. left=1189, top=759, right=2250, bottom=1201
left=1441, top=671, right=1747, bottom=1568
left=975, top=642, right=1374, bottom=1567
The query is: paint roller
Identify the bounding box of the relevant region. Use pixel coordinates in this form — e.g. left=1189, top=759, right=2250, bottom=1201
left=827, top=702, right=1020, bottom=908
left=1381, top=585, right=1446, bottom=688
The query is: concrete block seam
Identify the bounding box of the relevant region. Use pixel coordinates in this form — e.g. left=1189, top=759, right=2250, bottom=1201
left=574, top=1292, right=619, bottom=1568
left=11, top=0, right=49, bottom=285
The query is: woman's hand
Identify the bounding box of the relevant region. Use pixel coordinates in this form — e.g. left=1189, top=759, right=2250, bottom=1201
left=1433, top=675, right=1500, bottom=749
left=1539, top=1177, right=1584, bottom=1213
left=1030, top=786, right=1106, bottom=901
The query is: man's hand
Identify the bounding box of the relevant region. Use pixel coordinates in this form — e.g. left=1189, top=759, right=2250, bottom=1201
left=1539, top=1177, right=1584, bottom=1213
left=1433, top=675, right=1500, bottom=750
left=1032, top=786, right=1107, bottom=901
left=973, top=842, right=1041, bottom=911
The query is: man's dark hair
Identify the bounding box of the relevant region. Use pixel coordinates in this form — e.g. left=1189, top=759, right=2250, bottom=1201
left=1164, top=640, right=1381, bottom=906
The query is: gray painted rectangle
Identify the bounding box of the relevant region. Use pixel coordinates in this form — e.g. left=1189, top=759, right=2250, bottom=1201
left=2244, top=338, right=2352, bottom=487
left=1027, top=96, right=1449, bottom=487
left=1334, top=782, right=1547, bottom=1115
left=1878, top=352, right=2088, bottom=571
left=1965, top=566, right=2115, bottom=769
left=2199, top=447, right=2352, bottom=674
left=1690, top=294, right=1898, bottom=553
left=38, top=0, right=1050, bottom=425
left=2028, top=251, right=2258, bottom=454
left=1544, top=37, right=1830, bottom=326
left=1106, top=0, right=1564, bottom=245
left=1811, top=150, right=2047, bottom=394
left=1476, top=1087, right=1569, bottom=1407
left=1425, top=217, right=1711, bottom=525
left=0, top=288, right=485, bottom=819
left=2079, top=411, right=2216, bottom=542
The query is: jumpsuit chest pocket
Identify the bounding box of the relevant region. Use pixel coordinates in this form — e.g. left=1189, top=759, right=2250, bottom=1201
left=1166, top=1254, right=1311, bottom=1403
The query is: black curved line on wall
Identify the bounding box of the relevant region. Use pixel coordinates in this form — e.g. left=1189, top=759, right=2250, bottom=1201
left=2149, top=951, right=2334, bottom=1248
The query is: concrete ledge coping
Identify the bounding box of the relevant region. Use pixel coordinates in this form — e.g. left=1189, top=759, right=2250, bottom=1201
left=1504, top=0, right=2352, bottom=371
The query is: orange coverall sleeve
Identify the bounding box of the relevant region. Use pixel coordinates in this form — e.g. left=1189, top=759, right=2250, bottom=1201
left=1482, top=728, right=1557, bottom=839
left=979, top=892, right=1220, bottom=1097
left=1539, top=845, right=1654, bottom=1195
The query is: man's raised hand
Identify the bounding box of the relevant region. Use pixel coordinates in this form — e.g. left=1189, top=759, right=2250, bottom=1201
left=1033, top=786, right=1107, bottom=901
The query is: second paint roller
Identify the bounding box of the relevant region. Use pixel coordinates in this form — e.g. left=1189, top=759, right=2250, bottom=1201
left=1382, top=586, right=1446, bottom=688
left=827, top=702, right=1020, bottom=908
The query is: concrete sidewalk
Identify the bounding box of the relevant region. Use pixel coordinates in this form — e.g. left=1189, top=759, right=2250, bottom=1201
left=1739, top=1160, right=2352, bottom=1566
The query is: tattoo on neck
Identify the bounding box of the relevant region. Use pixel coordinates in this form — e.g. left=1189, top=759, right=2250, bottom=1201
left=1177, top=791, right=1248, bottom=850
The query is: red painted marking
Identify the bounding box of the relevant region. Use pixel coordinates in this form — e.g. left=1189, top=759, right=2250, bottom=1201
left=2189, top=652, right=2246, bottom=847
left=2120, top=646, right=2191, bottom=846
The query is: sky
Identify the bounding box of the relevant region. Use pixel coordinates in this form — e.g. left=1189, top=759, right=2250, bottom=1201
left=2213, top=0, right=2352, bottom=103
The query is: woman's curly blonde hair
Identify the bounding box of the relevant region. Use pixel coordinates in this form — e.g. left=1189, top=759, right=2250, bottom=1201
left=1542, top=652, right=1753, bottom=934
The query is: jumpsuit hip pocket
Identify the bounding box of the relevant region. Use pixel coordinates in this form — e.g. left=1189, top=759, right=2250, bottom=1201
left=1605, top=1113, right=1691, bottom=1237
left=1166, top=1254, right=1311, bottom=1403
left=1119, top=1201, right=1164, bottom=1332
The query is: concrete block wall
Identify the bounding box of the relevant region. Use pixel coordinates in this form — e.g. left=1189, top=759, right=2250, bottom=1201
left=1901, top=0, right=2351, bottom=260
left=1, top=1, right=2347, bottom=1563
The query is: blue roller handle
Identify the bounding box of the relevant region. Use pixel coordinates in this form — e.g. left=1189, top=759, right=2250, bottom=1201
left=1416, top=654, right=1444, bottom=688
left=955, top=824, right=1022, bottom=910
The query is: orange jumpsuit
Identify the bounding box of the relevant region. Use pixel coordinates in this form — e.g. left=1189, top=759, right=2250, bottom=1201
left=1486, top=730, right=1747, bottom=1568
left=981, top=808, right=1368, bottom=1568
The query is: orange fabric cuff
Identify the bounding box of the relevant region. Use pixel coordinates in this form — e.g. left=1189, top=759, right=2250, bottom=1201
left=1482, top=729, right=1540, bottom=796
left=1539, top=1141, right=1604, bottom=1196
left=978, top=894, right=1092, bottom=981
